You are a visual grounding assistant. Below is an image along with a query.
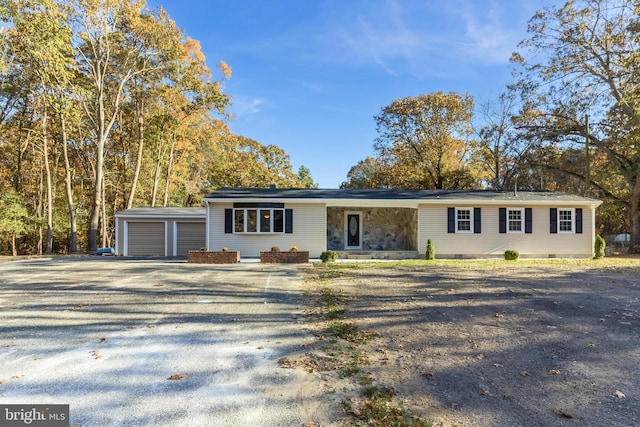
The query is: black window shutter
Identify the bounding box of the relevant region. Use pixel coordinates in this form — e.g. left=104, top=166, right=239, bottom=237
left=499, top=208, right=506, bottom=233
left=550, top=208, right=558, bottom=234
left=474, top=208, right=481, bottom=234
left=575, top=208, right=583, bottom=233
left=224, top=208, right=233, bottom=233
left=447, top=207, right=455, bottom=233
left=285, top=209, right=293, bottom=233
left=525, top=208, right=533, bottom=234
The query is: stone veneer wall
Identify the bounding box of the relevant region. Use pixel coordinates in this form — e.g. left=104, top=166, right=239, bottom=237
left=326, top=207, right=417, bottom=251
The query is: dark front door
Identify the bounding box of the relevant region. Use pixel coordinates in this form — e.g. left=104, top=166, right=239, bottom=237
left=347, top=213, right=360, bottom=248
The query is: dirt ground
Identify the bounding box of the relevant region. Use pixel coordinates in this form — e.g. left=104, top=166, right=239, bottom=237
left=299, top=261, right=640, bottom=427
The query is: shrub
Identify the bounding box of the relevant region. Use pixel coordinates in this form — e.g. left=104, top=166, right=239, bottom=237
left=504, top=249, right=520, bottom=261
left=270, top=246, right=281, bottom=252
left=425, top=239, right=435, bottom=260
left=289, top=246, right=299, bottom=252
left=594, top=235, right=606, bottom=259
left=200, top=247, right=207, bottom=251
left=320, top=250, right=338, bottom=263
left=221, top=247, right=228, bottom=252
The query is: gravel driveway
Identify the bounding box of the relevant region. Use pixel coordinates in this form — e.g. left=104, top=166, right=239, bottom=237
left=0, top=258, right=317, bottom=426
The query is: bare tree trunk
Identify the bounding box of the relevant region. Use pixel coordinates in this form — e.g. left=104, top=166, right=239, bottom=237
left=630, top=175, right=640, bottom=254
left=60, top=115, right=77, bottom=252
left=11, top=233, right=16, bottom=257
left=41, top=110, right=54, bottom=254
left=162, top=136, right=175, bottom=207
left=127, top=97, right=144, bottom=209
left=101, top=174, right=107, bottom=248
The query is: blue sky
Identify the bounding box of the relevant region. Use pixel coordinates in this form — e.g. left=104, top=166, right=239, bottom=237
left=146, top=0, right=550, bottom=188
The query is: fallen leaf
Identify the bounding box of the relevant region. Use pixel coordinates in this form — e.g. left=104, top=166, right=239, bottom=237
left=556, top=409, right=573, bottom=419
left=422, top=371, right=434, bottom=378
left=11, top=374, right=24, bottom=380
left=493, top=313, right=504, bottom=318
left=89, top=350, right=102, bottom=359
left=519, top=370, right=530, bottom=377
left=169, top=373, right=187, bottom=380
left=99, top=337, right=106, bottom=343
left=549, top=369, right=561, bottom=375
left=613, top=390, right=626, bottom=398
left=257, top=346, right=264, bottom=350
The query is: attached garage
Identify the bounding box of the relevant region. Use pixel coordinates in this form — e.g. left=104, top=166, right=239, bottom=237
left=175, top=222, right=206, bottom=256
left=127, top=222, right=166, bottom=256
left=115, top=207, right=206, bottom=257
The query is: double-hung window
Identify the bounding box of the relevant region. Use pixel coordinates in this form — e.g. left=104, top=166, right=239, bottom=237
left=234, top=208, right=285, bottom=233
left=448, top=207, right=481, bottom=233
left=456, top=208, right=473, bottom=233
left=508, top=208, right=524, bottom=233
left=558, top=209, right=573, bottom=232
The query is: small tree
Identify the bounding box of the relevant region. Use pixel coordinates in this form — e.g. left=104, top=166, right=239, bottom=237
left=0, top=191, right=29, bottom=256
left=594, top=235, right=606, bottom=259
left=425, top=239, right=435, bottom=260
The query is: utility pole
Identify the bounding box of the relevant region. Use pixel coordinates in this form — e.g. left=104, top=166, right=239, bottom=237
left=585, top=114, right=590, bottom=195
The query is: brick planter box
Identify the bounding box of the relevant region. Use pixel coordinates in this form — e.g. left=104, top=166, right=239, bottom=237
left=188, top=251, right=240, bottom=264
left=260, top=251, right=309, bottom=263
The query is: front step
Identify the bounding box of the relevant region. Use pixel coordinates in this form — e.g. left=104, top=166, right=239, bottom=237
left=345, top=254, right=372, bottom=260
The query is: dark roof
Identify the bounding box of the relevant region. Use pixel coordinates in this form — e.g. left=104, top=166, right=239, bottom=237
left=115, top=207, right=206, bottom=217
left=205, top=187, right=601, bottom=203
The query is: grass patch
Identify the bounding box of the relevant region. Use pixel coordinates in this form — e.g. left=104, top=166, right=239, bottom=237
left=343, top=386, right=432, bottom=427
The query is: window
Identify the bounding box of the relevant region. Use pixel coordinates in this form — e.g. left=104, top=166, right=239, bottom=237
left=508, top=208, right=523, bottom=232
left=234, top=208, right=285, bottom=233
left=448, top=207, right=480, bottom=233
left=558, top=209, right=573, bottom=232
left=456, top=208, right=472, bottom=233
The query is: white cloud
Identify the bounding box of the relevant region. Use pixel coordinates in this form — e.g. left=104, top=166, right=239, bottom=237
left=314, top=0, right=541, bottom=78
left=231, top=96, right=267, bottom=116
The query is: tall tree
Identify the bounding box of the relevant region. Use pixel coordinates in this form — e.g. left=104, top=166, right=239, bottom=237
left=474, top=90, right=534, bottom=190
left=7, top=0, right=74, bottom=254
left=0, top=190, right=28, bottom=256
left=297, top=165, right=317, bottom=189
left=373, top=91, right=477, bottom=189
left=340, top=156, right=383, bottom=189
left=512, top=0, right=640, bottom=252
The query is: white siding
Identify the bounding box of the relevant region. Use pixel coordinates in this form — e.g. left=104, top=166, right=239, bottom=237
left=207, top=202, right=326, bottom=257
left=418, top=204, right=596, bottom=258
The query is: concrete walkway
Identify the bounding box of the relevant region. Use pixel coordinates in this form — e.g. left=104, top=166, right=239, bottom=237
left=0, top=258, right=317, bottom=426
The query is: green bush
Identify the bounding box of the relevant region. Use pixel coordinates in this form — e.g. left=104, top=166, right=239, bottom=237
left=289, top=246, right=299, bottom=252
left=425, top=239, right=435, bottom=260
left=594, top=235, right=606, bottom=259
left=504, top=249, right=520, bottom=261
left=320, top=250, right=338, bottom=263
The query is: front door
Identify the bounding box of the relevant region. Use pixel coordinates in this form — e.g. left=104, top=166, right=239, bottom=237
left=346, top=213, right=361, bottom=249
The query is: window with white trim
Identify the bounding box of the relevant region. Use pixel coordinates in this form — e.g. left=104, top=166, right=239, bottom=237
left=508, top=208, right=524, bottom=233
left=234, top=208, right=284, bottom=233
left=558, top=209, right=573, bottom=232
left=456, top=208, right=473, bottom=233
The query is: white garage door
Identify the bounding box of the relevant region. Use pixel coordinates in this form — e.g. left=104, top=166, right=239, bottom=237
left=127, top=222, right=166, bottom=256
left=176, top=222, right=206, bottom=256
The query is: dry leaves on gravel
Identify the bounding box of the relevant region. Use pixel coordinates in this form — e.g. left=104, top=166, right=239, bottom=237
left=168, top=373, right=187, bottom=380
